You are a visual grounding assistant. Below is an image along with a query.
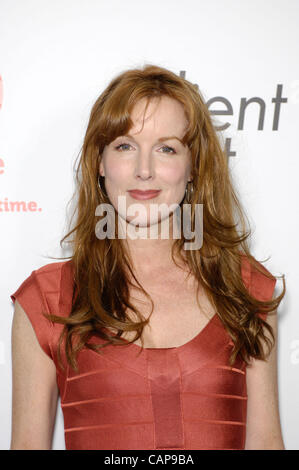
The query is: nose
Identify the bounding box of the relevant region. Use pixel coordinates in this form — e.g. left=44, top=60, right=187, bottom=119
left=134, top=149, right=154, bottom=181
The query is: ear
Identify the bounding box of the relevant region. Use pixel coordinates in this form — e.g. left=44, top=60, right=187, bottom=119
left=187, top=161, right=193, bottom=183
left=99, top=158, right=105, bottom=177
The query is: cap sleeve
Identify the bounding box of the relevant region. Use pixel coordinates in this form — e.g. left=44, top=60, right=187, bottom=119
left=241, top=256, right=277, bottom=322
left=10, top=271, right=54, bottom=360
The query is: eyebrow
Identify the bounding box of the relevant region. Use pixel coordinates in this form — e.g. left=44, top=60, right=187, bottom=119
left=121, top=134, right=184, bottom=144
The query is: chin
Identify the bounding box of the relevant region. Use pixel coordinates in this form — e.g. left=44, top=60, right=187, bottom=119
left=127, top=217, right=160, bottom=227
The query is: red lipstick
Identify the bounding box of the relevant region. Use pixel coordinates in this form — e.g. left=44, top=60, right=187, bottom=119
left=128, top=190, right=161, bottom=200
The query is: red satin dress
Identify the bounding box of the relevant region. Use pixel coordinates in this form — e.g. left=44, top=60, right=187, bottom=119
left=10, top=256, right=276, bottom=450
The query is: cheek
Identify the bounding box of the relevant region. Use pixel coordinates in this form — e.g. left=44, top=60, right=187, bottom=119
left=160, top=165, right=187, bottom=185
left=105, top=159, right=130, bottom=182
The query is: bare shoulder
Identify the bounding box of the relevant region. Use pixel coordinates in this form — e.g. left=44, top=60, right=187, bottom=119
left=245, top=306, right=285, bottom=449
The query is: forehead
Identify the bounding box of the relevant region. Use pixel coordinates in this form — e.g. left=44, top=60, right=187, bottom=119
left=129, top=96, right=189, bottom=137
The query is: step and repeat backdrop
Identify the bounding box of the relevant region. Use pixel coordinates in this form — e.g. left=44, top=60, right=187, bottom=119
left=1, top=0, right=298, bottom=450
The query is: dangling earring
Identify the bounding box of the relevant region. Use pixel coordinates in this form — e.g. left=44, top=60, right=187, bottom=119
left=98, top=175, right=107, bottom=196
left=185, top=181, right=194, bottom=203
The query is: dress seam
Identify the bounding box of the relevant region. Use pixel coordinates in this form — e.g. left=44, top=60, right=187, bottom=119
left=85, top=347, right=148, bottom=380
left=61, top=393, right=153, bottom=407
left=176, top=350, right=186, bottom=450
left=145, top=350, right=156, bottom=450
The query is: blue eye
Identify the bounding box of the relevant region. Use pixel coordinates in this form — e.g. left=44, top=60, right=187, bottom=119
left=115, top=143, right=131, bottom=151
left=161, top=146, right=176, bottom=154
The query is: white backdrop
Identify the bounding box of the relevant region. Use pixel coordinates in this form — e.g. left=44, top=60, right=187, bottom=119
left=1, top=0, right=298, bottom=450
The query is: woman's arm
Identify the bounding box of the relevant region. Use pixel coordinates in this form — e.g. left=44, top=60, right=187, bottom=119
left=245, top=304, right=285, bottom=450
left=10, top=300, right=59, bottom=450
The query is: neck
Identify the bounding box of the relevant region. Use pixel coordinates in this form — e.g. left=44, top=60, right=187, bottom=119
left=120, top=213, right=187, bottom=276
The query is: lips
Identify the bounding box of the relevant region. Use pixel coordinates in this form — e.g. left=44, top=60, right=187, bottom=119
left=128, top=189, right=161, bottom=200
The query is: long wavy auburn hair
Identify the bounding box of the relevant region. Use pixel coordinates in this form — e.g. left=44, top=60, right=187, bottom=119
left=46, top=64, right=286, bottom=373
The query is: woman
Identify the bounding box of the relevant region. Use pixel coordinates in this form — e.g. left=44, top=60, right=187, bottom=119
left=10, top=64, right=286, bottom=450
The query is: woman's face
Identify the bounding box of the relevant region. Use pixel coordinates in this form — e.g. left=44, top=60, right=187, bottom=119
left=99, top=95, right=192, bottom=229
